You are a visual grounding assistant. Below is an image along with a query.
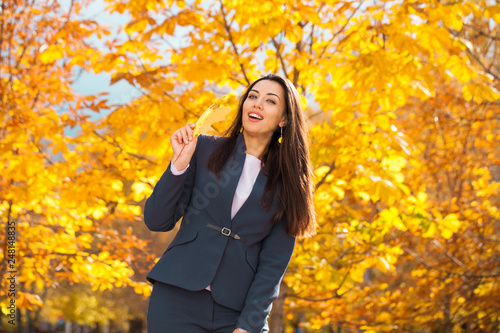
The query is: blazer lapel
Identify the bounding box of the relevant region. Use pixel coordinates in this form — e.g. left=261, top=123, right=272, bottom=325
left=204, top=133, right=269, bottom=226
left=230, top=170, right=267, bottom=223
left=207, top=133, right=247, bottom=224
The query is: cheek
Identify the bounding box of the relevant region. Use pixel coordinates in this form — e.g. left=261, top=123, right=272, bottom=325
left=242, top=98, right=253, bottom=109
left=269, top=108, right=284, bottom=125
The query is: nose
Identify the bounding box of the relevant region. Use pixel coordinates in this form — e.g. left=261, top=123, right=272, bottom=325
left=253, top=99, right=263, bottom=110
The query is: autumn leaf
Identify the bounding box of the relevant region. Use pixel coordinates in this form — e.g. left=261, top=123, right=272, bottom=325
left=174, top=96, right=234, bottom=163
left=193, top=96, right=234, bottom=136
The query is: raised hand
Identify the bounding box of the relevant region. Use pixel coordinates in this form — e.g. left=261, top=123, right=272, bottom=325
left=171, top=123, right=198, bottom=170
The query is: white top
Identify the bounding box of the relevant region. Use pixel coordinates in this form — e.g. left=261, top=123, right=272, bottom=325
left=230, top=153, right=262, bottom=218
left=170, top=153, right=262, bottom=217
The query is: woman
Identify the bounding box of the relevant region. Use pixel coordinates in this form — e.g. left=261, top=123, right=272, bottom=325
left=144, top=74, right=316, bottom=333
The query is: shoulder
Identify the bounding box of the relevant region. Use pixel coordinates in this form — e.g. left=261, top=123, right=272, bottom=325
left=197, top=134, right=230, bottom=149
left=195, top=134, right=231, bottom=159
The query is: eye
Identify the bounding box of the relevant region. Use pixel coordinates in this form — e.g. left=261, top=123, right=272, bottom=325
left=267, top=99, right=276, bottom=105
left=248, top=94, right=257, bottom=99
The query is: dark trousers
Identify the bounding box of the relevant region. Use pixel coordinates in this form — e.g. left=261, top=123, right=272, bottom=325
left=147, top=281, right=241, bottom=333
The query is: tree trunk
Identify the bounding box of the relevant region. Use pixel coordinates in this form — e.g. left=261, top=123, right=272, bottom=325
left=269, top=281, right=287, bottom=333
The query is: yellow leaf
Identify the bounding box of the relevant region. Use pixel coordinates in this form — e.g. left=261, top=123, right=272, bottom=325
left=446, top=56, right=476, bottom=84
left=376, top=311, right=392, bottom=322
left=360, top=328, right=377, bottom=333
left=36, top=279, right=44, bottom=290
left=125, top=18, right=149, bottom=34
left=91, top=207, right=105, bottom=219
left=462, top=83, right=500, bottom=104
left=17, top=292, right=43, bottom=310
left=442, top=13, right=463, bottom=31
left=331, top=186, right=345, bottom=200
left=485, top=6, right=500, bottom=24
left=39, top=45, right=65, bottom=64
left=132, top=182, right=151, bottom=202
left=443, top=213, right=461, bottom=232
left=376, top=257, right=390, bottom=273
left=111, top=179, right=123, bottom=192
left=382, top=155, right=407, bottom=172
left=349, top=265, right=365, bottom=283
left=287, top=24, right=303, bottom=43
left=1, top=300, right=12, bottom=315
left=193, top=97, right=234, bottom=135
left=128, top=205, right=141, bottom=215
left=423, top=222, right=437, bottom=238
left=441, top=228, right=453, bottom=239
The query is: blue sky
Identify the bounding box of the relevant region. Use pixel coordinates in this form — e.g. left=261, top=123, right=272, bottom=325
left=68, top=0, right=140, bottom=119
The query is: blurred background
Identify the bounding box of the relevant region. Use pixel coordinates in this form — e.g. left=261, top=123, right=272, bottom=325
left=1, top=0, right=499, bottom=332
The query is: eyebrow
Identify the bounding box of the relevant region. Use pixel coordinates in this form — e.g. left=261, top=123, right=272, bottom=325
left=250, top=89, right=281, bottom=100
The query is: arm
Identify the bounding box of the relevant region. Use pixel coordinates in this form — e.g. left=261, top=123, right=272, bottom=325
left=143, top=133, right=201, bottom=232
left=236, top=219, right=296, bottom=332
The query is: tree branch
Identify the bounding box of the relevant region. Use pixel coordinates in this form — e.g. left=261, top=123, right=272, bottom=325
left=314, top=161, right=336, bottom=191
left=92, top=130, right=158, bottom=165
left=465, top=23, right=500, bottom=41
left=218, top=0, right=250, bottom=86
left=446, top=27, right=500, bottom=83
left=286, top=273, right=351, bottom=302
left=319, top=1, right=363, bottom=59
left=271, top=37, right=290, bottom=80
left=403, top=246, right=500, bottom=278
left=432, top=239, right=468, bottom=269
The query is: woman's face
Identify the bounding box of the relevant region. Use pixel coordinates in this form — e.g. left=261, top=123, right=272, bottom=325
left=241, top=79, right=286, bottom=140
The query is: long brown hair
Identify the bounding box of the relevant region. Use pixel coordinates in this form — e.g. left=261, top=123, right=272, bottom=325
left=207, top=74, right=316, bottom=238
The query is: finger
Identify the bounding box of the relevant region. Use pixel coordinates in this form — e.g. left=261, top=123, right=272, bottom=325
left=179, top=127, right=189, bottom=144
left=183, top=124, right=193, bottom=143
left=185, top=124, right=194, bottom=141
left=173, top=131, right=183, bottom=145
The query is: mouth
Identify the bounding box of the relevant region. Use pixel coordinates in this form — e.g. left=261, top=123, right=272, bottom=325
left=248, top=111, right=264, bottom=121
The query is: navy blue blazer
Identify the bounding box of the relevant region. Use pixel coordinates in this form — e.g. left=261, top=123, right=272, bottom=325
left=144, top=133, right=296, bottom=333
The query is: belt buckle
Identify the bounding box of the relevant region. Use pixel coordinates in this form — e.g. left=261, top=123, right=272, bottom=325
left=220, top=227, right=231, bottom=237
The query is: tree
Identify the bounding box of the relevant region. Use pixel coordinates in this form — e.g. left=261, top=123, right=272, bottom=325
left=100, top=0, right=499, bottom=331
left=0, top=0, right=152, bottom=327
left=2, top=0, right=499, bottom=331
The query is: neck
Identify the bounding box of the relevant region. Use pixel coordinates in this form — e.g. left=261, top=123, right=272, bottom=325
left=242, top=131, right=272, bottom=160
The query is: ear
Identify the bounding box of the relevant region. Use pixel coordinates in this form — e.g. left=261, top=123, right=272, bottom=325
left=279, top=116, right=288, bottom=127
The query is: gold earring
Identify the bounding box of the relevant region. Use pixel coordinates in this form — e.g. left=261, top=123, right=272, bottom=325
left=239, top=126, right=243, bottom=133
left=278, top=126, right=283, bottom=145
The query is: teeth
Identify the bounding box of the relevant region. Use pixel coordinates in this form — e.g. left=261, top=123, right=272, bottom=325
left=249, top=113, right=263, bottom=120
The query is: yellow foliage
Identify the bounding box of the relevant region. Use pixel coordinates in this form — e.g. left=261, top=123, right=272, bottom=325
left=2, top=0, right=500, bottom=331
left=15, top=292, right=44, bottom=311
left=462, top=83, right=500, bottom=104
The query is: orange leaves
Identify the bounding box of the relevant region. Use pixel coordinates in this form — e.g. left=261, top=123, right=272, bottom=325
left=124, top=18, right=154, bottom=34
left=3, top=0, right=500, bottom=330
left=446, top=55, right=477, bottom=84
left=12, top=293, right=43, bottom=311
left=131, top=181, right=152, bottom=202
left=39, top=45, right=65, bottom=64
left=484, top=5, right=500, bottom=24
left=0, top=2, right=159, bottom=325
left=131, top=282, right=152, bottom=297
left=462, top=83, right=500, bottom=104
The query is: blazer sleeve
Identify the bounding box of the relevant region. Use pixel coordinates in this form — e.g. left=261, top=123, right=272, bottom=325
left=143, top=136, right=201, bottom=232
left=236, top=219, right=296, bottom=332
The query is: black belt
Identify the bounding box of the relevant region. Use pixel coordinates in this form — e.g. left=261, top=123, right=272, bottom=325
left=206, top=223, right=246, bottom=242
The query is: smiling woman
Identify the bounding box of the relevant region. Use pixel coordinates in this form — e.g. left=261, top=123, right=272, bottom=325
left=144, top=73, right=316, bottom=333
left=242, top=79, right=286, bottom=154
left=207, top=74, right=317, bottom=236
